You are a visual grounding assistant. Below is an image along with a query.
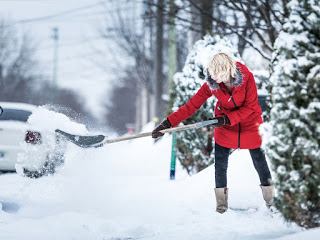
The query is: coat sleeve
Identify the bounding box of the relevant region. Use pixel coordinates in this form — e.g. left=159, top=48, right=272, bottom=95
left=226, top=72, right=261, bottom=126
left=167, top=83, right=212, bottom=127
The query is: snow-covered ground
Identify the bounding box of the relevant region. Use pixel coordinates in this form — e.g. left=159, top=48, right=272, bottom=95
left=0, top=108, right=319, bottom=239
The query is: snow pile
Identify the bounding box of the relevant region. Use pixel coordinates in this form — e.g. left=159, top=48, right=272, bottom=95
left=16, top=106, right=89, bottom=175
left=27, top=106, right=88, bottom=134
left=0, top=109, right=318, bottom=239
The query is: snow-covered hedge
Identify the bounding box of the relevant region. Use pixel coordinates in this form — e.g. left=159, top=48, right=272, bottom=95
left=265, top=0, right=320, bottom=228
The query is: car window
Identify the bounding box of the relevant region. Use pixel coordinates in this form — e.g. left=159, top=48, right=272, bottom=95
left=0, top=108, right=32, bottom=122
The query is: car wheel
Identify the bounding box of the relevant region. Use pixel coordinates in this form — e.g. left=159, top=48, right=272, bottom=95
left=23, top=153, right=65, bottom=178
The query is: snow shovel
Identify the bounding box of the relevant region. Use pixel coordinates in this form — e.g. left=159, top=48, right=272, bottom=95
left=55, top=119, right=218, bottom=148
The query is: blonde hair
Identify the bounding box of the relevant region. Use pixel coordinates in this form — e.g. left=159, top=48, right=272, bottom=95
left=207, top=52, right=237, bottom=83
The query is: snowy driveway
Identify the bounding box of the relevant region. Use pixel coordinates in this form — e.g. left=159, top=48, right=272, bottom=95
left=1, top=132, right=311, bottom=240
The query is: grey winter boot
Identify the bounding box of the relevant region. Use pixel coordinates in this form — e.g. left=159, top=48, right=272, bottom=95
left=260, top=185, right=274, bottom=208
left=214, top=187, right=228, bottom=214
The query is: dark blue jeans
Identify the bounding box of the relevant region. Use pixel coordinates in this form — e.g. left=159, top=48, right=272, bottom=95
left=214, top=143, right=272, bottom=188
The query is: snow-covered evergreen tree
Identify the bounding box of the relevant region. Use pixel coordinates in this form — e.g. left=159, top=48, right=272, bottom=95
left=267, top=0, right=320, bottom=228
left=170, top=35, right=242, bottom=174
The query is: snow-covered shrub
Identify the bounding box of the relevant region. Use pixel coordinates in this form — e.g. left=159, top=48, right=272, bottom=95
left=267, top=0, right=320, bottom=228
left=170, top=35, right=242, bottom=174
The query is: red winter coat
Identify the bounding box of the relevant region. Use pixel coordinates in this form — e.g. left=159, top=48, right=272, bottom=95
left=168, top=62, right=263, bottom=149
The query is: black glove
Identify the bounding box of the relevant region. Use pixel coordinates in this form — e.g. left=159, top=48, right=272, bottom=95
left=208, top=115, right=230, bottom=128
left=152, top=118, right=172, bottom=139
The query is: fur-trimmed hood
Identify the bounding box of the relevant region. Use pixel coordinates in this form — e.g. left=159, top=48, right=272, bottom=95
left=205, top=65, right=243, bottom=90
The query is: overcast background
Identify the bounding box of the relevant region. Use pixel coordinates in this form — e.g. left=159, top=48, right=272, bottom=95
left=0, top=0, right=123, bottom=119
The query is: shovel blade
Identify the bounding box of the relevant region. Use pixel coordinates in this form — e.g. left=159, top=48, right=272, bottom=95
left=55, top=129, right=106, bottom=148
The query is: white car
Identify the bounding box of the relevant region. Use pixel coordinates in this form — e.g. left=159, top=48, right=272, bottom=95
left=0, top=102, right=66, bottom=178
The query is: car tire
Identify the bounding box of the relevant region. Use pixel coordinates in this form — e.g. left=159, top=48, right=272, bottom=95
left=23, top=153, right=65, bottom=178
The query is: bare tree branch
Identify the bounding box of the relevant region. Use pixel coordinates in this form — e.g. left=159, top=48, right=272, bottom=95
left=142, top=0, right=287, bottom=60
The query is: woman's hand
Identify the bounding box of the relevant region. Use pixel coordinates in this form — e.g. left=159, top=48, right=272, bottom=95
left=152, top=118, right=172, bottom=138
left=208, top=116, right=230, bottom=128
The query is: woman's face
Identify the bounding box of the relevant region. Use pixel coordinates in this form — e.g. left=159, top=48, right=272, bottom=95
left=212, top=74, right=228, bottom=83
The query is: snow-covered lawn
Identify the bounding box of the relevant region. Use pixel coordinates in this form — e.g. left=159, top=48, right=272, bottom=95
left=0, top=109, right=318, bottom=239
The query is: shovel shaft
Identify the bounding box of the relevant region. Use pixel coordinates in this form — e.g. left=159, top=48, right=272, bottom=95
left=104, top=119, right=219, bottom=144
left=104, top=123, right=198, bottom=144
left=56, top=119, right=219, bottom=148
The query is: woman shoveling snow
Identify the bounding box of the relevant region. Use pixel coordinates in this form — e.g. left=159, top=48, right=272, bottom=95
left=152, top=52, right=273, bottom=214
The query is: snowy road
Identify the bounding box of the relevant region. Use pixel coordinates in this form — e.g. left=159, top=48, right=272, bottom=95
left=0, top=110, right=318, bottom=239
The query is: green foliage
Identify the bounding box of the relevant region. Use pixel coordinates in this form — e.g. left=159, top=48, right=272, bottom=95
left=267, top=0, right=320, bottom=228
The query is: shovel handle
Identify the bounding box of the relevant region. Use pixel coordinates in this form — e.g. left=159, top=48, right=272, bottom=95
left=104, top=119, right=218, bottom=144
left=105, top=123, right=197, bottom=144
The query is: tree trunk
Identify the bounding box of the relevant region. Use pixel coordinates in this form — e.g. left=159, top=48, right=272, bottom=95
left=188, top=2, right=201, bottom=51
left=153, top=0, right=164, bottom=123
left=200, top=0, right=213, bottom=37
left=168, top=0, right=177, bottom=114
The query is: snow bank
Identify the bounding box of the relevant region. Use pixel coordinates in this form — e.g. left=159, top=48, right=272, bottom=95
left=27, top=106, right=88, bottom=134
left=15, top=106, right=90, bottom=174
left=0, top=109, right=313, bottom=239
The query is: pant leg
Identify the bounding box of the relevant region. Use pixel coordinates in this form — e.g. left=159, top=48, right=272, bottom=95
left=249, top=147, right=272, bottom=186
left=214, top=143, right=230, bottom=188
